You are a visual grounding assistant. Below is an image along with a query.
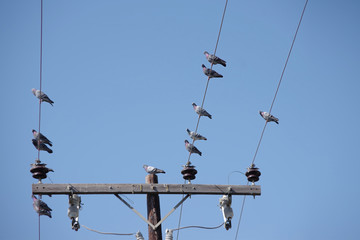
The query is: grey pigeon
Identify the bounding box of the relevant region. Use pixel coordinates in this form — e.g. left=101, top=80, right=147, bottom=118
left=143, top=164, right=166, bottom=174
left=192, top=103, right=212, bottom=119
left=186, top=128, right=207, bottom=141
left=204, top=51, right=226, bottom=67
left=32, top=129, right=52, bottom=147
left=259, top=111, right=279, bottom=124
left=32, top=139, right=53, bottom=153
left=32, top=88, right=54, bottom=106
left=185, top=140, right=202, bottom=156
left=32, top=195, right=52, bottom=218
left=202, top=64, right=223, bottom=78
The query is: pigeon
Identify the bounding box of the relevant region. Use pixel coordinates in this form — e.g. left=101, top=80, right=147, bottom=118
left=192, top=103, right=212, bottom=119
left=143, top=164, right=166, bottom=174
left=32, top=88, right=54, bottom=106
left=185, top=140, right=202, bottom=156
left=186, top=128, right=207, bottom=141
left=32, top=129, right=52, bottom=147
left=202, top=64, right=223, bottom=78
left=259, top=111, right=279, bottom=124
left=32, top=139, right=53, bottom=153
left=204, top=51, right=226, bottom=67
left=32, top=195, right=52, bottom=218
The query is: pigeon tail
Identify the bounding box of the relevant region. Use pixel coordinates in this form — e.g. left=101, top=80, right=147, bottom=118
left=219, top=60, right=226, bottom=67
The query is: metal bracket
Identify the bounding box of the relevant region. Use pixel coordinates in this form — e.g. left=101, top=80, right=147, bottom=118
left=114, top=194, right=190, bottom=230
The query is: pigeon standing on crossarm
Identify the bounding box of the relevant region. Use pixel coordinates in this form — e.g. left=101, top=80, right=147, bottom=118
left=186, top=128, right=207, bottom=141
left=32, top=88, right=54, bottom=106
left=259, top=111, right=279, bottom=124
left=32, top=139, right=53, bottom=153
left=185, top=140, right=202, bottom=156
left=143, top=165, right=166, bottom=174
left=204, top=51, right=227, bottom=67
left=32, top=129, right=52, bottom=147
left=202, top=64, right=223, bottom=78
left=32, top=195, right=52, bottom=218
left=192, top=103, right=212, bottom=119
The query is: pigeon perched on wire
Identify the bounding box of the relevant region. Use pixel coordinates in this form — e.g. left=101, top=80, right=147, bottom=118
left=32, top=139, right=53, bottom=153
left=259, top=111, right=279, bottom=124
left=185, top=140, right=202, bottom=156
left=192, top=103, right=212, bottom=119
left=143, top=165, right=166, bottom=174
left=32, top=88, right=54, bottom=106
left=186, top=128, right=207, bottom=141
left=202, top=64, right=223, bottom=78
left=204, top=51, right=227, bottom=67
left=32, top=195, right=52, bottom=218
left=32, top=129, right=52, bottom=147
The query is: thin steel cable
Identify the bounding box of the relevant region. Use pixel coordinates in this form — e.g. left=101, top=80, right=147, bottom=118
left=234, top=195, right=246, bottom=239
left=176, top=180, right=186, bottom=240
left=173, top=222, right=224, bottom=231
left=37, top=0, right=43, bottom=162
left=37, top=1, right=43, bottom=239
left=235, top=1, right=309, bottom=239
left=185, top=0, right=229, bottom=166
left=81, top=225, right=135, bottom=236
left=175, top=196, right=184, bottom=240
left=38, top=213, right=40, bottom=240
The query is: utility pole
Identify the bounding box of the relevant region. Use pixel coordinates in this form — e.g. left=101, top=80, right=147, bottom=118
left=146, top=174, right=162, bottom=240
left=32, top=175, right=261, bottom=240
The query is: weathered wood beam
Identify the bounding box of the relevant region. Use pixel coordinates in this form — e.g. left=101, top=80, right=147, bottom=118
left=32, top=183, right=261, bottom=196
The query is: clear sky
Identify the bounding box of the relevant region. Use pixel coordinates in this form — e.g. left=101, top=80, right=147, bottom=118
left=1, top=0, right=360, bottom=239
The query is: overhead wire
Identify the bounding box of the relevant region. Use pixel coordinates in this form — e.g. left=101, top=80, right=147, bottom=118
left=185, top=0, right=229, bottom=166
left=81, top=225, right=135, bottom=236
left=234, top=0, right=309, bottom=239
left=177, top=1, right=229, bottom=239
left=37, top=0, right=43, bottom=162
left=173, top=222, right=224, bottom=231
left=37, top=1, right=44, bottom=240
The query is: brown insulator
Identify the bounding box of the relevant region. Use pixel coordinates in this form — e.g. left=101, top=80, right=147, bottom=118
left=181, top=165, right=198, bottom=181
left=245, top=164, right=261, bottom=184
left=30, top=161, right=54, bottom=182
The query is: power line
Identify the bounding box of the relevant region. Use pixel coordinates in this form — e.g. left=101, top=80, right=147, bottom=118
left=37, top=0, right=43, bottom=162
left=81, top=225, right=135, bottom=236
left=178, top=1, right=230, bottom=238
left=234, top=0, right=309, bottom=239
left=185, top=0, right=229, bottom=166
left=37, top=1, right=44, bottom=240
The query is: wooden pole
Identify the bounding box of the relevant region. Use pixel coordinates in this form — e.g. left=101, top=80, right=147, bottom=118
left=146, top=174, right=162, bottom=240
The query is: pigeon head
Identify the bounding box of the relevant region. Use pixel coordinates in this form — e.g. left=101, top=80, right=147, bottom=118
left=31, top=88, right=36, bottom=95
left=186, top=129, right=190, bottom=134
left=259, top=111, right=263, bottom=116
left=202, top=64, right=206, bottom=68
left=203, top=51, right=209, bottom=56
left=192, top=103, right=197, bottom=107
left=184, top=140, right=189, bottom=144
left=32, top=129, right=36, bottom=133
left=143, top=164, right=148, bottom=169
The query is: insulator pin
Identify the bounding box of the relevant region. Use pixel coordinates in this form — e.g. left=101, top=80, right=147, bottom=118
left=245, top=164, right=261, bottom=184
left=181, top=165, right=198, bottom=181
left=30, top=160, right=53, bottom=182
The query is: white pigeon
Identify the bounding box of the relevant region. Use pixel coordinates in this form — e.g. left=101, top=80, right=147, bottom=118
left=143, top=165, right=166, bottom=174
left=32, top=88, right=54, bottom=106
left=259, top=111, right=279, bottom=124
left=186, top=128, right=207, bottom=141
left=192, top=103, right=212, bottom=119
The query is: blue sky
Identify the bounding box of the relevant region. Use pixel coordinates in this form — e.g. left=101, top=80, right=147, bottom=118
left=1, top=0, right=360, bottom=239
